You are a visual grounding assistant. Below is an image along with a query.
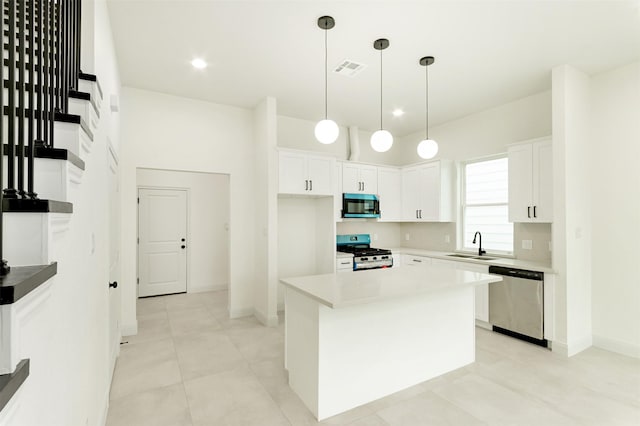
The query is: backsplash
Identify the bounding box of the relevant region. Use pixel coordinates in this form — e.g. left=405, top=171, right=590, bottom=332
left=399, top=222, right=457, bottom=252
left=336, top=222, right=402, bottom=248
left=513, top=223, right=552, bottom=263
left=337, top=221, right=552, bottom=264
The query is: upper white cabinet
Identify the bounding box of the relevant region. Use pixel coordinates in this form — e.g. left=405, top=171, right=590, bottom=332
left=377, top=167, right=402, bottom=222
left=401, top=160, right=454, bottom=222
left=279, top=150, right=335, bottom=196
left=342, top=163, right=378, bottom=194
left=508, top=138, right=552, bottom=222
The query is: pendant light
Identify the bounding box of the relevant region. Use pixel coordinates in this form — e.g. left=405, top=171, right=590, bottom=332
left=370, top=38, right=393, bottom=153
left=314, top=16, right=339, bottom=145
left=417, top=56, right=439, bottom=159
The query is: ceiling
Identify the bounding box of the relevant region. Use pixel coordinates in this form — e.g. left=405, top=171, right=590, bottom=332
left=107, top=0, right=640, bottom=137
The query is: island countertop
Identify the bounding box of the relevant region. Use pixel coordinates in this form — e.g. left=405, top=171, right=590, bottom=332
left=280, top=266, right=502, bottom=309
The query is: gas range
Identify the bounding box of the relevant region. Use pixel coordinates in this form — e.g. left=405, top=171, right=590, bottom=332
left=337, top=234, right=393, bottom=271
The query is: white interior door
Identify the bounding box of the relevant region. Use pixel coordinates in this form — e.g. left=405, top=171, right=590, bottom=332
left=108, top=145, right=121, bottom=371
left=138, top=188, right=188, bottom=297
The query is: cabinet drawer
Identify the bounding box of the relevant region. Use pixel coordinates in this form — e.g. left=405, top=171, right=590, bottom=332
left=402, top=255, right=431, bottom=266
left=336, top=258, right=354, bottom=271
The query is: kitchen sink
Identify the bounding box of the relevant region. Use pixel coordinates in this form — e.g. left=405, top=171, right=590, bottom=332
left=446, top=253, right=497, bottom=261
left=446, top=253, right=474, bottom=258
left=471, top=256, right=497, bottom=260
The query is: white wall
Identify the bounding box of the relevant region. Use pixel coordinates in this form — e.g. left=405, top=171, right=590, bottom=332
left=278, top=116, right=404, bottom=166
left=120, top=87, right=256, bottom=334
left=552, top=65, right=593, bottom=357
left=590, top=61, right=640, bottom=357
left=398, top=91, right=552, bottom=164
left=253, top=97, right=279, bottom=326
left=277, top=197, right=334, bottom=309
left=136, top=168, right=230, bottom=293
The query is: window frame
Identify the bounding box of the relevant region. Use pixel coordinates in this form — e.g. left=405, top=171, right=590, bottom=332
left=458, top=154, right=514, bottom=256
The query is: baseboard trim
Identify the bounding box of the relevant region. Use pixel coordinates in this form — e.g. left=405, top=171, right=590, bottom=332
left=120, top=321, right=138, bottom=337
left=567, top=334, right=593, bottom=357
left=593, top=334, right=640, bottom=359
left=229, top=307, right=253, bottom=320
left=188, top=285, right=227, bottom=294
left=98, top=377, right=110, bottom=426
left=254, top=308, right=278, bottom=327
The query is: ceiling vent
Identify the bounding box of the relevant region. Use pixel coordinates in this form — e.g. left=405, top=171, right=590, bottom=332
left=334, top=60, right=366, bottom=77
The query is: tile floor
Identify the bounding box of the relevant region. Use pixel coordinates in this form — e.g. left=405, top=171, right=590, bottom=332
left=107, top=290, right=640, bottom=426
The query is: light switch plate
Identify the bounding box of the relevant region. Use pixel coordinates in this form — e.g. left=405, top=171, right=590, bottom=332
left=405, top=233, right=410, bottom=241
left=522, top=240, right=533, bottom=250
left=444, top=234, right=451, bottom=243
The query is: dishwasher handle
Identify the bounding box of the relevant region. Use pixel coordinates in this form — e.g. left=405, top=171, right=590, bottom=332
left=488, top=265, right=543, bottom=281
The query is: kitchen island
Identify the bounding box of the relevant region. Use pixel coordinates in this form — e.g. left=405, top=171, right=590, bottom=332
left=280, top=266, right=502, bottom=420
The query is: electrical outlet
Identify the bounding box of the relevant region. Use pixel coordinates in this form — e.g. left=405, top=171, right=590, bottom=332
left=373, top=233, right=379, bottom=241
left=405, top=233, right=410, bottom=241
left=522, top=240, right=533, bottom=250
left=444, top=234, right=451, bottom=243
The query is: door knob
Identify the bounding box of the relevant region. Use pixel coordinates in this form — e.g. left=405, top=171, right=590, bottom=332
left=181, top=245, right=186, bottom=249
left=181, top=238, right=186, bottom=242
left=109, top=281, right=118, bottom=289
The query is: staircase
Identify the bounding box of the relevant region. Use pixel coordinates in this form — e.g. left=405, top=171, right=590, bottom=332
left=0, top=0, right=105, bottom=415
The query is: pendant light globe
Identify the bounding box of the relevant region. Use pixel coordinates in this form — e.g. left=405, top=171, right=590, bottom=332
left=315, top=119, right=339, bottom=144
left=417, top=56, right=438, bottom=160
left=315, top=16, right=338, bottom=145
left=417, top=139, right=438, bottom=159
left=370, top=129, right=393, bottom=152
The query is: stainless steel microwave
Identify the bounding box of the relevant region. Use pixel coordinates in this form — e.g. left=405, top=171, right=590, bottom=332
left=342, top=193, right=380, bottom=218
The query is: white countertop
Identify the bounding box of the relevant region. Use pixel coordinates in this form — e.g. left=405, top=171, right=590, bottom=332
left=388, top=247, right=554, bottom=273
left=281, top=266, right=502, bottom=309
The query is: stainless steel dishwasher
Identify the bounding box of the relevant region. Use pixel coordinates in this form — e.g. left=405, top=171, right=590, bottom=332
left=488, top=266, right=547, bottom=347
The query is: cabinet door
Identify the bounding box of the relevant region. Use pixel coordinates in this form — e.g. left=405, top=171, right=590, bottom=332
left=335, top=163, right=343, bottom=221
left=377, top=167, right=402, bottom=221
left=508, top=144, right=534, bottom=222
left=430, top=258, right=458, bottom=269
left=307, top=156, right=334, bottom=195
left=342, top=163, right=362, bottom=193
left=533, top=140, right=553, bottom=222
left=456, top=262, right=489, bottom=322
left=279, top=151, right=307, bottom=194
left=359, top=165, right=378, bottom=194
left=402, top=167, right=421, bottom=220
left=418, top=163, right=440, bottom=221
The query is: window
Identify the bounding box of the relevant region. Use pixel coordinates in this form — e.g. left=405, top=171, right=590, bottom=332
left=461, top=156, right=513, bottom=254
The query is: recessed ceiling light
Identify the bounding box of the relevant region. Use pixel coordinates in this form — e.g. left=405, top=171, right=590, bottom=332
left=392, top=108, right=405, bottom=117
left=191, top=58, right=207, bottom=70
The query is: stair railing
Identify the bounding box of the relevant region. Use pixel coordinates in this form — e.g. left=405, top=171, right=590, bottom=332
left=1, top=0, right=82, bottom=275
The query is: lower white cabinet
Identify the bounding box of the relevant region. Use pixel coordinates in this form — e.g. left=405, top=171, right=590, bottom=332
left=336, top=258, right=353, bottom=273
left=455, top=262, right=489, bottom=323
left=392, top=254, right=401, bottom=268
left=430, top=258, right=489, bottom=322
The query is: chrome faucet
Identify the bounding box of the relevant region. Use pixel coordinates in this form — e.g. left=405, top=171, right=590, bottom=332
left=473, top=231, right=486, bottom=256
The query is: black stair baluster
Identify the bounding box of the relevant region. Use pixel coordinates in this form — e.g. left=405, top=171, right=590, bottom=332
left=43, top=0, right=50, bottom=147
left=55, top=0, right=61, bottom=114
left=49, top=0, right=55, bottom=147
left=0, top=0, right=9, bottom=274
left=76, top=0, right=81, bottom=87
left=28, top=0, right=37, bottom=198
left=37, top=0, right=44, bottom=145
left=18, top=0, right=26, bottom=197
left=5, top=0, right=18, bottom=198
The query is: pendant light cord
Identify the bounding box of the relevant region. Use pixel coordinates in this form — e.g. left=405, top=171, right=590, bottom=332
left=324, top=27, right=328, bottom=120
left=380, top=48, right=383, bottom=130
left=425, top=63, right=429, bottom=140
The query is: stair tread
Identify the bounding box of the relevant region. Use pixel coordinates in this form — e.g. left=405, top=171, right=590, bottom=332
left=2, top=144, right=85, bottom=171
left=0, top=263, right=56, bottom=305
left=0, top=359, right=30, bottom=412
left=2, top=198, right=73, bottom=214
left=1, top=107, right=94, bottom=142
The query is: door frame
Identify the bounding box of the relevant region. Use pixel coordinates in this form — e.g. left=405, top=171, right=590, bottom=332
left=137, top=185, right=190, bottom=297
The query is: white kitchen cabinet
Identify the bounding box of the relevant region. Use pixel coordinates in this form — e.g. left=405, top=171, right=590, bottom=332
left=429, top=258, right=489, bottom=322
left=334, top=163, right=343, bottom=221
left=336, top=258, right=354, bottom=272
left=342, top=162, right=378, bottom=194
left=508, top=138, right=553, bottom=223
left=279, top=150, right=335, bottom=196
left=377, top=167, right=402, bottom=221
left=401, top=160, right=454, bottom=222
left=392, top=254, right=401, bottom=268
left=402, top=254, right=431, bottom=267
